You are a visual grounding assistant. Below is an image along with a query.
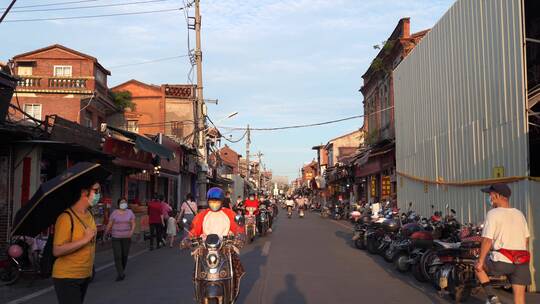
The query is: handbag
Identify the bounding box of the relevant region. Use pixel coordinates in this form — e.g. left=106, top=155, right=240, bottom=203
left=497, top=248, right=530, bottom=265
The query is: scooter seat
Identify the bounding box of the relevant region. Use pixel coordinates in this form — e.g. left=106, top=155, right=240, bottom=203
left=434, top=240, right=461, bottom=249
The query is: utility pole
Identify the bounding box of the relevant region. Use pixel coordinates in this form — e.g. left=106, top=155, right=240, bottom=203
left=245, top=125, right=251, bottom=193
left=194, top=0, right=207, bottom=207
left=256, top=151, right=264, bottom=192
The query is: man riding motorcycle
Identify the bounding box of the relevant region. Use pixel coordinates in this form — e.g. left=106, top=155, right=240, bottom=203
left=182, top=187, right=246, bottom=301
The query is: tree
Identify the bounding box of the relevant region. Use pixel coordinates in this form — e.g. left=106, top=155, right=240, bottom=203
left=111, top=90, right=135, bottom=111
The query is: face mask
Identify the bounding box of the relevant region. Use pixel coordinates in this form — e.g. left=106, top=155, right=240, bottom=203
left=119, top=202, right=128, bottom=210
left=90, top=192, right=101, bottom=207
left=209, top=201, right=222, bottom=212
left=485, top=195, right=493, bottom=207
left=249, top=197, right=254, bottom=200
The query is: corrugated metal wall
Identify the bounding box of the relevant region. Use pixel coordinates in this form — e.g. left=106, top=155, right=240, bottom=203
left=394, top=0, right=528, bottom=223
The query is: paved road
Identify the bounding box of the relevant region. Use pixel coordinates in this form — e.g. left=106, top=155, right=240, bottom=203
left=5, top=210, right=538, bottom=303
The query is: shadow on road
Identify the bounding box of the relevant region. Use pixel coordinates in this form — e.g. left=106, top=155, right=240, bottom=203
left=273, top=274, right=307, bottom=304
left=334, top=229, right=354, bottom=248
left=237, top=244, right=268, bottom=303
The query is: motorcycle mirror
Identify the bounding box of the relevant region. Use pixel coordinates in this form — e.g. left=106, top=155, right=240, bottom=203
left=234, top=214, right=245, bottom=226
left=451, top=209, right=456, bottom=215
left=431, top=205, right=434, bottom=209
left=408, top=202, right=413, bottom=207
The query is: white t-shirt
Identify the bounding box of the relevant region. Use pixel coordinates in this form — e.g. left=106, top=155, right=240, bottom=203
left=285, top=199, right=294, bottom=206
left=203, top=211, right=231, bottom=236
left=482, top=207, right=530, bottom=263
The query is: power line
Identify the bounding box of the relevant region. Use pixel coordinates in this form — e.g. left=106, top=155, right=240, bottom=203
left=10, top=0, right=170, bottom=13
left=0, top=0, right=17, bottom=23
left=218, top=106, right=395, bottom=131
left=4, top=7, right=183, bottom=22
left=109, top=54, right=190, bottom=69
left=224, top=130, right=248, bottom=143
left=7, top=0, right=98, bottom=9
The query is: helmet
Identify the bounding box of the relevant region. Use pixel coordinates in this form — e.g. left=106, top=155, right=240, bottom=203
left=207, top=187, right=224, bottom=201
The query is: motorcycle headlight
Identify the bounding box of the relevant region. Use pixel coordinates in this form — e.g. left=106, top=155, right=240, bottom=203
left=206, top=253, right=220, bottom=268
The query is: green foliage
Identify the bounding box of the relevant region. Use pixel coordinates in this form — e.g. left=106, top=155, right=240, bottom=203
left=367, top=129, right=379, bottom=146
left=382, top=40, right=395, bottom=54
left=370, top=58, right=385, bottom=72
left=111, top=90, right=135, bottom=111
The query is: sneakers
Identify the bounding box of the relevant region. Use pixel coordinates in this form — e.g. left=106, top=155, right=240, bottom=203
left=486, top=295, right=502, bottom=304
left=268, top=228, right=273, bottom=233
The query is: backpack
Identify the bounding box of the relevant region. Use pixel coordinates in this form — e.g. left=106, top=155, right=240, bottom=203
left=40, top=211, right=73, bottom=278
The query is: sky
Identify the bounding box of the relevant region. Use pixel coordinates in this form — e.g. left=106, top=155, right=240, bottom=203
left=1, top=0, right=455, bottom=180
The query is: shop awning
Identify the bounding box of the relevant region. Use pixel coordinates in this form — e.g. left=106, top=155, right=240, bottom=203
left=107, top=126, right=173, bottom=160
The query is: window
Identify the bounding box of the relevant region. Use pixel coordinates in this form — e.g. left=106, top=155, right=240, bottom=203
left=53, top=65, right=72, bottom=77
left=17, top=66, right=33, bottom=76
left=83, top=110, right=93, bottom=128
left=23, top=104, right=42, bottom=120
left=127, top=120, right=139, bottom=133
left=95, top=70, right=106, bottom=84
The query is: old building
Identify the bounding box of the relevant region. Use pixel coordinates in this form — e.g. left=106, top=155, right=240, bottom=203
left=393, top=0, right=540, bottom=288
left=356, top=18, right=428, bottom=204
left=110, top=79, right=198, bottom=206
left=111, top=79, right=196, bottom=145
left=11, top=44, right=119, bottom=127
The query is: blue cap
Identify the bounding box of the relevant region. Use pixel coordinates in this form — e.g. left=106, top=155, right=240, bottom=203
left=481, top=183, right=511, bottom=198
left=207, top=187, right=224, bottom=201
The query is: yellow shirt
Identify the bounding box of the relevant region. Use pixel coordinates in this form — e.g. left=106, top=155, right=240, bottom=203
left=52, top=209, right=96, bottom=279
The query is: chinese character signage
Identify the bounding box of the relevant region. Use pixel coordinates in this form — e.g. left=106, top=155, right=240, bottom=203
left=370, top=177, right=377, bottom=197
left=382, top=176, right=391, bottom=198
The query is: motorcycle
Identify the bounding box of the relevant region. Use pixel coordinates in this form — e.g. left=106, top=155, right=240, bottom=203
left=1, top=234, right=48, bottom=285
left=245, top=207, right=258, bottom=243
left=299, top=208, right=305, bottom=218
left=287, top=205, right=293, bottom=218
left=257, top=206, right=270, bottom=236
left=321, top=206, right=331, bottom=218
left=333, top=204, right=343, bottom=220
left=351, top=212, right=370, bottom=250
left=186, top=232, right=245, bottom=304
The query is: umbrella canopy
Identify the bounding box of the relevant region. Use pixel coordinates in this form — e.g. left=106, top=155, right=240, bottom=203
left=10, top=162, right=111, bottom=237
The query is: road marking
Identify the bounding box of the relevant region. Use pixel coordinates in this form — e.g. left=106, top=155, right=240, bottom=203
left=262, top=241, right=271, bottom=256
left=6, top=248, right=149, bottom=304
left=6, top=286, right=54, bottom=304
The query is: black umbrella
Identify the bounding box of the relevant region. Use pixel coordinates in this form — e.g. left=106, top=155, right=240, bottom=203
left=10, top=162, right=111, bottom=237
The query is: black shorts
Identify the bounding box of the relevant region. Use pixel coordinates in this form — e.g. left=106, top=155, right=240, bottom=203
left=485, top=259, right=531, bottom=286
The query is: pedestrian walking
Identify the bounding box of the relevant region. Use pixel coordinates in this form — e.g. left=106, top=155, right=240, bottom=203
left=147, top=195, right=164, bottom=250
left=160, top=195, right=172, bottom=246
left=52, top=180, right=100, bottom=304
left=105, top=198, right=135, bottom=281
left=178, top=194, right=197, bottom=237
left=166, top=211, right=178, bottom=248
left=475, top=183, right=531, bottom=304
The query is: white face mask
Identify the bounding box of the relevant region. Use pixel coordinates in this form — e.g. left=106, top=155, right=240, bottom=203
left=119, top=202, right=128, bottom=210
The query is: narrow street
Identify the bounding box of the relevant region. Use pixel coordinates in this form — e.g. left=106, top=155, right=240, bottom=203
left=6, top=210, right=533, bottom=304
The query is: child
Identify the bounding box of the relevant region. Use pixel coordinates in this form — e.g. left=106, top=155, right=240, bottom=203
left=166, top=211, right=178, bottom=248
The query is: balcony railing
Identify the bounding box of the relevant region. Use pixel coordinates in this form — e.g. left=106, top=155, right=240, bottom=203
left=17, top=77, right=41, bottom=87
left=48, top=77, right=87, bottom=89
left=16, top=76, right=89, bottom=90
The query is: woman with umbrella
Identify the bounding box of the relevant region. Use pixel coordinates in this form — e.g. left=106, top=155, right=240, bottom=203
left=10, top=162, right=110, bottom=304
left=52, top=178, right=100, bottom=303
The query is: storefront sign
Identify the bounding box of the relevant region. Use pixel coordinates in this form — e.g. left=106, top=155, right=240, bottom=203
left=382, top=175, right=391, bottom=198
left=370, top=177, right=377, bottom=198
left=103, top=137, right=153, bottom=164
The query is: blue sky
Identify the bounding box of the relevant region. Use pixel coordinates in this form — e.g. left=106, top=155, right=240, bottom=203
left=1, top=0, right=454, bottom=180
